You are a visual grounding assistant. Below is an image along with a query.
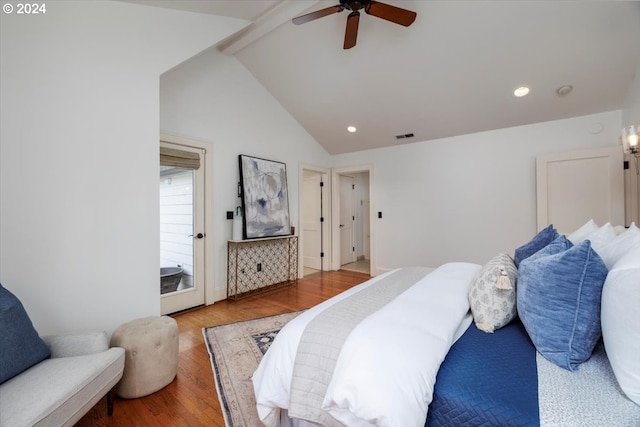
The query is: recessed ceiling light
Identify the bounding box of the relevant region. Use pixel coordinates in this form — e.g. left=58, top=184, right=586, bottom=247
left=513, top=86, right=530, bottom=98
left=347, top=126, right=357, bottom=133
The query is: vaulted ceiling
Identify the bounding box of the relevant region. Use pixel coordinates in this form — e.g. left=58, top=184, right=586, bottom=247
left=125, top=1, right=640, bottom=154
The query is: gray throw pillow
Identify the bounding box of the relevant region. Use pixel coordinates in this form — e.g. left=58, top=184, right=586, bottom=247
left=468, top=253, right=518, bottom=333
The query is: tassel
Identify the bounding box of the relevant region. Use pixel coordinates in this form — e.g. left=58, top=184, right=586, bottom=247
left=476, top=322, right=495, bottom=333
left=496, top=266, right=512, bottom=290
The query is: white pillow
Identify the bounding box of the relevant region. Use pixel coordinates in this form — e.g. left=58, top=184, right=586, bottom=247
left=615, top=225, right=627, bottom=235
left=568, top=219, right=599, bottom=244
left=584, top=222, right=616, bottom=253
left=601, top=245, right=640, bottom=405
left=596, top=224, right=640, bottom=270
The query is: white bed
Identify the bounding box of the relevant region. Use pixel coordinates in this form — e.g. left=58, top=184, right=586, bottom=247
left=252, top=221, right=640, bottom=427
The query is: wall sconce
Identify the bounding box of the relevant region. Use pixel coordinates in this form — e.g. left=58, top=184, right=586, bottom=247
left=622, top=124, right=639, bottom=154
left=622, top=124, right=640, bottom=175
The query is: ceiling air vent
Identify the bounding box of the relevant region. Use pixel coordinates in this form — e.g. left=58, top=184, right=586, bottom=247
left=395, top=133, right=414, bottom=140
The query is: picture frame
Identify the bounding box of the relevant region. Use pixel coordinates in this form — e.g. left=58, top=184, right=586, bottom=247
left=238, top=154, right=291, bottom=239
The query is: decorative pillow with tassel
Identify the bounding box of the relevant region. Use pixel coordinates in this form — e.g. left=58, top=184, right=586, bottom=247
left=468, top=253, right=518, bottom=333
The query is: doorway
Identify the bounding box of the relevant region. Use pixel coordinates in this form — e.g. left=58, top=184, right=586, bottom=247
left=332, top=166, right=373, bottom=275
left=159, top=135, right=212, bottom=315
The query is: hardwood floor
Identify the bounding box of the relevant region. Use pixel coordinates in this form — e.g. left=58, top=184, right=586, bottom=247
left=76, top=269, right=369, bottom=427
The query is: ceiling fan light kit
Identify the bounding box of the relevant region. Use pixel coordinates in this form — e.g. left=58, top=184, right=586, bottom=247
left=292, top=0, right=417, bottom=49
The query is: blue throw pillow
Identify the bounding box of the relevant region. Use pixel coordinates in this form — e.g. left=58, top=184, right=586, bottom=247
left=0, top=284, right=51, bottom=384
left=526, top=234, right=573, bottom=262
left=514, top=224, right=559, bottom=267
left=516, top=240, right=608, bottom=371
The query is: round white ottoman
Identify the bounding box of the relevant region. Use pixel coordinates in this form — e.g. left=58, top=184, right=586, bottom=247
left=110, top=316, right=179, bottom=398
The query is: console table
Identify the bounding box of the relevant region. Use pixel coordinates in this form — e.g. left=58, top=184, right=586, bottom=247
left=227, top=235, right=298, bottom=300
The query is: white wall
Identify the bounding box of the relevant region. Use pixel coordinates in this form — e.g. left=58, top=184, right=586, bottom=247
left=622, top=62, right=640, bottom=126
left=622, top=63, right=640, bottom=225
left=0, top=1, right=247, bottom=335
left=159, top=48, right=333, bottom=301
left=333, top=111, right=623, bottom=272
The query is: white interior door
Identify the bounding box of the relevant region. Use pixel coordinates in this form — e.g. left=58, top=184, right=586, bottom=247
left=160, top=142, right=206, bottom=315
left=353, top=172, right=370, bottom=261
left=537, top=146, right=624, bottom=233
left=363, top=197, right=371, bottom=259
left=303, top=171, right=322, bottom=270
left=340, top=176, right=356, bottom=265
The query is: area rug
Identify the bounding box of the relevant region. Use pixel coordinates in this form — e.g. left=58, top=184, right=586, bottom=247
left=203, top=311, right=302, bottom=427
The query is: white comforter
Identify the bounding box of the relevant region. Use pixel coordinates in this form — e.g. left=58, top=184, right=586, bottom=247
left=252, top=262, right=481, bottom=427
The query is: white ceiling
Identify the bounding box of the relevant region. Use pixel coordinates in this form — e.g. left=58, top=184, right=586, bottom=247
left=124, top=0, right=282, bottom=20
left=126, top=0, right=640, bottom=155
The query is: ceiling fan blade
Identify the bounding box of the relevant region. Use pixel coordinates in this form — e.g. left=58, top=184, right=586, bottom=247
left=365, top=0, right=417, bottom=27
left=292, top=5, right=344, bottom=25
left=344, top=11, right=360, bottom=49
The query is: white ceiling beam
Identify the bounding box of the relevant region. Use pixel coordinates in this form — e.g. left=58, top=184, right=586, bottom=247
left=218, top=0, right=321, bottom=55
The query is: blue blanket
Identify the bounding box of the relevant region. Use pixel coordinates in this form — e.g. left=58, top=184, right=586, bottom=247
left=426, top=319, right=539, bottom=427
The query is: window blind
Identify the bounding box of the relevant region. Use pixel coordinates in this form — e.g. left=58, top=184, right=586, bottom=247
left=159, top=147, right=200, bottom=170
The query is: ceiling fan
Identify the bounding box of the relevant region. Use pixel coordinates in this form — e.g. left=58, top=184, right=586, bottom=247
left=292, top=0, right=417, bottom=49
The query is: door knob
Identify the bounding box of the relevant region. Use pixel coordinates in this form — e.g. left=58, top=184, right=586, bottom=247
left=189, top=233, right=205, bottom=239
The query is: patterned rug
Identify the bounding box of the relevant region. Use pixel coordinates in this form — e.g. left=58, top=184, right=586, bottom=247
left=202, top=311, right=302, bottom=427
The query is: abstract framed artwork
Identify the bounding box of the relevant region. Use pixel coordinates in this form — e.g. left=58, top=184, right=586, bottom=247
left=238, top=155, right=291, bottom=239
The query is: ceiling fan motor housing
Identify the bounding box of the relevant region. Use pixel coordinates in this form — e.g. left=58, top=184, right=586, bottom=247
left=340, top=0, right=371, bottom=11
